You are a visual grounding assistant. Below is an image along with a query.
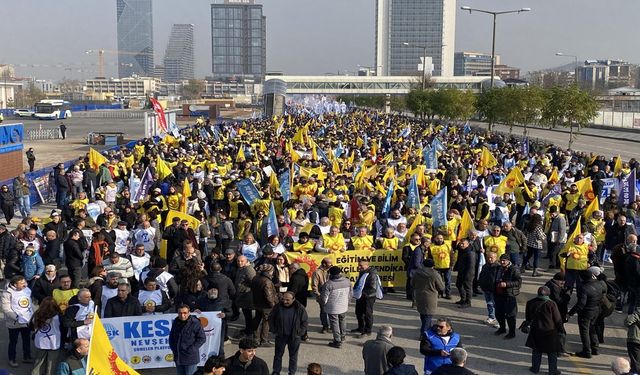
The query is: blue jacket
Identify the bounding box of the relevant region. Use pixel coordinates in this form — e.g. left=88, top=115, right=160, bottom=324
left=169, top=315, right=207, bottom=365
left=21, top=252, right=44, bottom=281
left=421, top=327, right=462, bottom=374
left=56, top=352, right=86, bottom=375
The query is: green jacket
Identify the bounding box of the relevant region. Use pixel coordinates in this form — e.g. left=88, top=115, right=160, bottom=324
left=624, top=309, right=640, bottom=344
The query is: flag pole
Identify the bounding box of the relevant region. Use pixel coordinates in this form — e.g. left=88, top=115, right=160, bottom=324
left=85, top=306, right=98, bottom=374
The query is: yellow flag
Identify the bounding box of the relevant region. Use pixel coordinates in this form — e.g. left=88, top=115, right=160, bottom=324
left=312, top=146, right=318, bottom=161
left=494, top=167, right=525, bottom=195
left=236, top=145, right=246, bottom=163
left=429, top=179, right=440, bottom=196
left=347, top=151, right=355, bottom=166
left=269, top=170, right=280, bottom=195
left=371, top=141, right=378, bottom=156
left=356, top=137, right=364, bottom=147
left=560, top=217, right=582, bottom=271
left=549, top=167, right=560, bottom=184
left=89, top=148, right=108, bottom=170
left=406, top=214, right=424, bottom=238
left=332, top=158, right=342, bottom=174
left=160, top=210, right=201, bottom=258
left=480, top=147, right=498, bottom=169
left=290, top=143, right=300, bottom=162
left=156, top=156, right=173, bottom=180
left=583, top=197, right=600, bottom=219
left=614, top=155, right=623, bottom=177
left=383, top=166, right=395, bottom=183
left=382, top=152, right=394, bottom=164
left=457, top=209, right=475, bottom=241
left=575, top=177, right=595, bottom=201
left=260, top=139, right=267, bottom=153
left=180, top=177, right=191, bottom=213
left=88, top=313, right=141, bottom=375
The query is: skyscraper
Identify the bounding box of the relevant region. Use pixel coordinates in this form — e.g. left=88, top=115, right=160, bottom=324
left=211, top=0, right=266, bottom=82
left=375, top=0, right=456, bottom=77
left=116, top=0, right=154, bottom=78
left=164, top=24, right=195, bottom=82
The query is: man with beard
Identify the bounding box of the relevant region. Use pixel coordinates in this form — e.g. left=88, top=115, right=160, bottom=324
left=269, top=291, right=308, bottom=375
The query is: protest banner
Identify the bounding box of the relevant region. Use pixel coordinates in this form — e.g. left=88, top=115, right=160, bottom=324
left=102, top=312, right=222, bottom=370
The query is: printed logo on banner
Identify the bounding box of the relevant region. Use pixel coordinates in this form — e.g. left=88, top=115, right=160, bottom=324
left=104, top=323, right=119, bottom=339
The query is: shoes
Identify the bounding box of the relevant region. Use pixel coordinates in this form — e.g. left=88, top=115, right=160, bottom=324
left=350, top=328, right=363, bottom=333
left=504, top=333, right=516, bottom=339
left=320, top=326, right=329, bottom=334
left=23, top=357, right=34, bottom=364
left=360, top=332, right=372, bottom=338
left=532, top=270, right=542, bottom=277
left=328, top=341, right=342, bottom=348
left=549, top=371, right=562, bottom=375
left=494, top=328, right=507, bottom=335
left=454, top=300, right=464, bottom=305
left=559, top=352, right=571, bottom=357
left=591, top=347, right=599, bottom=355
left=528, top=366, right=539, bottom=374
left=484, top=318, right=497, bottom=325
left=259, top=341, right=274, bottom=348
left=458, top=302, right=471, bottom=309
left=301, top=334, right=309, bottom=342
left=574, top=351, right=592, bottom=359
left=8, top=360, right=18, bottom=368
left=341, top=335, right=346, bottom=342
left=443, top=295, right=452, bottom=300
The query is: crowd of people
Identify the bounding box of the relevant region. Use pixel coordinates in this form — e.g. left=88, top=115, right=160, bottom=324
left=1, top=108, right=640, bottom=375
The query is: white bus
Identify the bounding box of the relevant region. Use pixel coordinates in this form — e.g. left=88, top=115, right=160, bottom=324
left=34, top=100, right=72, bottom=120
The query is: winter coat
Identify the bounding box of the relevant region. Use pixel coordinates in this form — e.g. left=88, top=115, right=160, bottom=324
left=64, top=238, right=83, bottom=269
left=1, top=284, right=33, bottom=329
left=204, top=271, right=236, bottom=302
left=420, top=326, right=462, bottom=374
left=0, top=230, right=16, bottom=259
left=103, top=295, right=143, bottom=318
left=234, top=265, right=256, bottom=309
left=251, top=272, right=278, bottom=309
left=4, top=246, right=22, bottom=279
left=454, top=247, right=476, bottom=283
left=383, top=364, right=419, bottom=375
left=478, top=263, right=498, bottom=293
left=268, top=300, right=308, bottom=337
left=0, top=189, right=15, bottom=207
left=362, top=334, right=394, bottom=375
left=224, top=351, right=270, bottom=375
left=431, top=364, right=475, bottom=375
left=56, top=351, right=87, bottom=375
left=569, top=278, right=605, bottom=319
left=287, top=268, right=309, bottom=307
left=196, top=295, right=232, bottom=316
left=524, top=297, right=564, bottom=353
left=22, top=252, right=44, bottom=281
left=411, top=267, right=445, bottom=315
left=32, top=276, right=59, bottom=304
left=169, top=315, right=207, bottom=366
left=494, top=264, right=521, bottom=297
left=624, top=308, right=640, bottom=344
left=321, top=275, right=352, bottom=315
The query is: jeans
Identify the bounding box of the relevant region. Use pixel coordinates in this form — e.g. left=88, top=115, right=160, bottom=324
left=420, top=314, right=433, bottom=337
left=509, top=252, right=522, bottom=268
left=436, top=268, right=451, bottom=296
left=318, top=302, right=329, bottom=329
left=17, top=195, right=31, bottom=218
left=483, top=292, right=496, bottom=319
left=531, top=351, right=558, bottom=374
left=32, top=348, right=60, bottom=375
left=328, top=313, right=346, bottom=343
left=8, top=327, right=31, bottom=361
left=577, top=314, right=598, bottom=354
left=355, top=297, right=375, bottom=333
left=523, top=246, right=540, bottom=270
left=273, top=335, right=301, bottom=375
left=628, top=341, right=640, bottom=373
left=549, top=243, right=565, bottom=267
left=175, top=364, right=198, bottom=375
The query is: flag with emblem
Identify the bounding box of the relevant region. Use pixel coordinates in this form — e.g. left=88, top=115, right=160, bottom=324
left=382, top=179, right=395, bottom=216
left=406, top=175, right=420, bottom=210
left=494, top=167, right=524, bottom=195
left=155, top=156, right=173, bottom=180
left=87, top=312, right=140, bottom=375
left=89, top=148, right=108, bottom=170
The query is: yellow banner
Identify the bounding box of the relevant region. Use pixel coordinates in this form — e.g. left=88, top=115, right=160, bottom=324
left=285, top=249, right=406, bottom=288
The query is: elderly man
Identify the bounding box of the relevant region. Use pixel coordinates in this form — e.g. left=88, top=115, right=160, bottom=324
left=57, top=338, right=89, bottom=375
left=103, top=282, right=142, bottom=318
left=322, top=266, right=352, bottom=348
left=63, top=288, right=95, bottom=341
left=362, top=325, right=394, bottom=375
left=312, top=257, right=332, bottom=333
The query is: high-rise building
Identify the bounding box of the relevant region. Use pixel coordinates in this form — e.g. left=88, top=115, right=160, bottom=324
left=454, top=52, right=494, bottom=76
left=211, top=0, right=266, bottom=82
left=117, top=0, right=154, bottom=78
left=164, top=24, right=195, bottom=82
left=375, top=0, right=456, bottom=77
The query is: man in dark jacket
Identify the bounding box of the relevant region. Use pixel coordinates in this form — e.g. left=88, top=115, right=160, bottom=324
left=251, top=264, right=278, bottom=346
left=494, top=254, right=522, bottom=339
left=362, top=325, right=394, bottom=375
left=196, top=286, right=232, bottom=356
left=225, top=337, right=270, bottom=375
left=64, top=230, right=84, bottom=288
left=454, top=239, right=476, bottom=308
left=269, top=291, right=308, bottom=375
left=568, top=270, right=606, bottom=358
left=205, top=262, right=237, bottom=303
left=103, top=282, right=142, bottom=318
left=626, top=245, right=640, bottom=313
left=169, top=304, right=207, bottom=375
left=524, top=286, right=564, bottom=375
left=287, top=263, right=309, bottom=307
left=431, top=348, right=475, bottom=375
left=352, top=259, right=382, bottom=337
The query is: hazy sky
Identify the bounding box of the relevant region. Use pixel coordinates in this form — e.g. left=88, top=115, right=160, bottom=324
left=1, top=0, right=638, bottom=81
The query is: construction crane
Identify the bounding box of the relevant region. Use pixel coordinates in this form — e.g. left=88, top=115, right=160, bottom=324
left=85, top=49, right=154, bottom=77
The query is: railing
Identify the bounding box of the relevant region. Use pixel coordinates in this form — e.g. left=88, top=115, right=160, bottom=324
left=27, top=128, right=61, bottom=140
left=71, top=110, right=146, bottom=119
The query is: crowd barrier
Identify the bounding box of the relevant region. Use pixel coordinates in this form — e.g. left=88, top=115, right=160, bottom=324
left=72, top=111, right=146, bottom=119
left=27, top=128, right=61, bottom=140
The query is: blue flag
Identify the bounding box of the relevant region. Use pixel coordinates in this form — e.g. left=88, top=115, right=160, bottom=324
left=431, top=187, right=448, bottom=229
left=399, top=126, right=411, bottom=138
left=470, top=135, right=479, bottom=147
left=133, top=167, right=154, bottom=203
left=521, top=137, right=529, bottom=155
left=541, top=183, right=562, bottom=208
left=317, top=147, right=331, bottom=165
left=278, top=169, right=291, bottom=201
left=267, top=202, right=279, bottom=237
left=334, top=141, right=344, bottom=158
left=382, top=180, right=395, bottom=215
left=424, top=146, right=438, bottom=169
left=619, top=168, right=637, bottom=207
left=406, top=175, right=421, bottom=210
left=431, top=137, right=445, bottom=152
left=463, top=121, right=471, bottom=134
left=236, top=178, right=261, bottom=206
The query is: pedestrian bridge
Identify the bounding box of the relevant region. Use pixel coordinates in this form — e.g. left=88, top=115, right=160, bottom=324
left=264, top=75, right=491, bottom=95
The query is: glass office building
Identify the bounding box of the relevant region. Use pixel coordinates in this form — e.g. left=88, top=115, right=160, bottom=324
left=211, top=0, right=266, bottom=82
left=164, top=24, right=195, bottom=82
left=116, top=0, right=154, bottom=78
left=376, top=0, right=455, bottom=77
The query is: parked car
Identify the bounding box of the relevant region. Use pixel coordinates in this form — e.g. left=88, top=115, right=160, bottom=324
left=14, top=109, right=35, bottom=117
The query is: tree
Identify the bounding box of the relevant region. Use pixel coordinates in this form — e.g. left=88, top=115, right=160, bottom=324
left=516, top=86, right=545, bottom=137
left=541, top=86, right=599, bottom=149
left=13, top=83, right=45, bottom=108
left=405, top=89, right=432, bottom=118
left=181, top=79, right=206, bottom=100
left=476, top=88, right=506, bottom=131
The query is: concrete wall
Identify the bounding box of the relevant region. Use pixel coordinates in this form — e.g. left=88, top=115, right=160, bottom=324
left=593, top=110, right=640, bottom=129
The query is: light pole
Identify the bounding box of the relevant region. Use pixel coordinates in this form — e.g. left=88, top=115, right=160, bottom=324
left=461, top=6, right=531, bottom=90
left=403, top=42, right=428, bottom=89
left=555, top=52, right=579, bottom=85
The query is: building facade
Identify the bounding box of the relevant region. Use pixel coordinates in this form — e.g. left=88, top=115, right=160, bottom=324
left=164, top=24, right=195, bottom=82
left=116, top=0, right=154, bottom=78
left=454, top=52, right=494, bottom=76
left=577, top=60, right=638, bottom=90
left=84, top=77, right=160, bottom=97
left=210, top=0, right=266, bottom=82
left=375, top=0, right=456, bottom=77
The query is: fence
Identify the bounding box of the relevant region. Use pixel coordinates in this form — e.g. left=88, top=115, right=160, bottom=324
left=27, top=128, right=60, bottom=140
left=71, top=110, right=146, bottom=119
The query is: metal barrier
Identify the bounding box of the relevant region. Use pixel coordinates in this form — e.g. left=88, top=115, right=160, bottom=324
left=27, top=128, right=60, bottom=140
left=72, top=111, right=146, bottom=119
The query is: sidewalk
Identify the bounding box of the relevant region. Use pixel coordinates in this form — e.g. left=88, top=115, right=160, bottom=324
left=473, top=121, right=640, bottom=143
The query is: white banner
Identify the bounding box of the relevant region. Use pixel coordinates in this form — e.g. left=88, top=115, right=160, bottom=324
left=600, top=178, right=619, bottom=204
left=103, top=312, right=222, bottom=369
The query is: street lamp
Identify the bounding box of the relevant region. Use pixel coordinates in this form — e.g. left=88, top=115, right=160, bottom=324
left=461, top=6, right=531, bottom=90
left=403, top=42, right=430, bottom=89
left=555, top=52, right=579, bottom=85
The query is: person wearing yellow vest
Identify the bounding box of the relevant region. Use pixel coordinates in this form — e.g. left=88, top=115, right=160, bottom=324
left=292, top=232, right=316, bottom=253
left=427, top=234, right=453, bottom=299
left=484, top=227, right=508, bottom=259
left=328, top=203, right=345, bottom=229
left=376, top=228, right=400, bottom=251
left=52, top=274, right=79, bottom=313
left=563, top=184, right=582, bottom=213
left=350, top=227, right=375, bottom=251
left=443, top=212, right=461, bottom=242
left=586, top=211, right=605, bottom=261
left=559, top=234, right=590, bottom=292
left=474, top=195, right=490, bottom=223
left=321, top=226, right=346, bottom=253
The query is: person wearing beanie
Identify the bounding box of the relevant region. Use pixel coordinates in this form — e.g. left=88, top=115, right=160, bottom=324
left=412, top=257, right=445, bottom=339
left=568, top=270, right=605, bottom=358
left=321, top=266, right=352, bottom=348
left=494, top=253, right=522, bottom=339
left=524, top=286, right=564, bottom=375
left=545, top=272, right=571, bottom=327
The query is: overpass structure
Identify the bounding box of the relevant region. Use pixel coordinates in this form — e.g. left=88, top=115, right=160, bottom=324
left=264, top=75, right=493, bottom=95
